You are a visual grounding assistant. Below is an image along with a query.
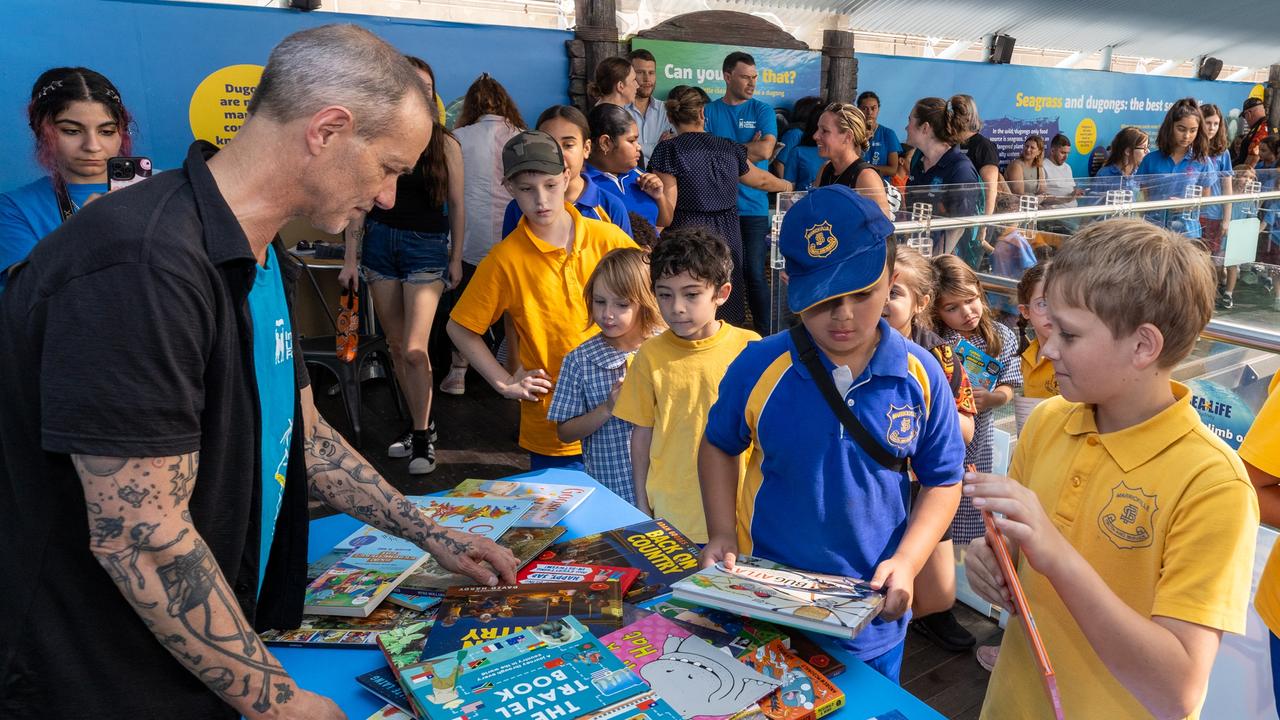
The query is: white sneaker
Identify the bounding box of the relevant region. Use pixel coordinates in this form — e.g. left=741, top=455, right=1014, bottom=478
left=440, top=366, right=466, bottom=395
left=409, top=442, right=436, bottom=475
left=387, top=421, right=436, bottom=458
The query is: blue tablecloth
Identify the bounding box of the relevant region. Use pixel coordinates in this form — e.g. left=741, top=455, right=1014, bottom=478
left=276, top=468, right=945, bottom=720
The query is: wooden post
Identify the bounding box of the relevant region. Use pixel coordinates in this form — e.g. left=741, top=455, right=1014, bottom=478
left=572, top=0, right=621, bottom=112
left=822, top=30, right=856, bottom=105
left=1268, top=64, right=1280, bottom=135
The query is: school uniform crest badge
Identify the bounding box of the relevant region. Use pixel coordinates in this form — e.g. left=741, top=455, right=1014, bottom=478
left=805, top=221, right=838, bottom=258
left=1098, top=482, right=1159, bottom=550
left=885, top=404, right=921, bottom=448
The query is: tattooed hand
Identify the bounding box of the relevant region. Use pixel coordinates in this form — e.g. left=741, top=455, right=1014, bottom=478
left=418, top=523, right=519, bottom=586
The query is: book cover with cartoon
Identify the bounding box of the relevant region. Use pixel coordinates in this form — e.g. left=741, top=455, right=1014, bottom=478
left=404, top=617, right=648, bottom=720
left=260, top=604, right=430, bottom=649
left=671, top=556, right=883, bottom=641
left=538, top=519, right=701, bottom=603
left=445, top=478, right=593, bottom=528
left=601, top=613, right=781, bottom=720
left=954, top=338, right=1003, bottom=391
left=421, top=582, right=625, bottom=659
left=517, top=561, right=641, bottom=595
left=642, top=598, right=790, bottom=656
left=738, top=639, right=844, bottom=720
left=389, top=526, right=567, bottom=604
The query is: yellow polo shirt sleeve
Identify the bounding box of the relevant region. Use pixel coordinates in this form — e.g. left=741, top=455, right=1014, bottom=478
left=450, top=249, right=509, bottom=336
left=1245, top=373, right=1280, bottom=634
left=613, top=342, right=656, bottom=428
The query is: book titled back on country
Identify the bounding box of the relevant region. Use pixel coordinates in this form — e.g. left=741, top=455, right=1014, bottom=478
left=537, top=518, right=701, bottom=603
left=672, top=556, right=883, bottom=641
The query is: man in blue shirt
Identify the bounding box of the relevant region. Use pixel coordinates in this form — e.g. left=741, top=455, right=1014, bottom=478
left=699, top=186, right=964, bottom=684
left=858, top=91, right=902, bottom=179
left=704, top=51, right=778, bottom=335
left=625, top=48, right=674, bottom=168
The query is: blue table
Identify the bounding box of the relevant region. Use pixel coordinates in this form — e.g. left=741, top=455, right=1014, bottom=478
left=277, top=469, right=944, bottom=720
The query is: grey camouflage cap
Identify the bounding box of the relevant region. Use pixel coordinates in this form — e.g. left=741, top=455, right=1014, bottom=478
left=502, top=130, right=566, bottom=179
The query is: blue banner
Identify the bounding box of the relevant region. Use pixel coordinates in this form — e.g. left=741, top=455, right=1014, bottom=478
left=0, top=0, right=571, bottom=189
left=854, top=54, right=1263, bottom=175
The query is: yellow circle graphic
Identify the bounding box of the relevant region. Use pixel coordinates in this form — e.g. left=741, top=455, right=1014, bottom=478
left=1250, top=84, right=1266, bottom=101
left=1074, top=117, right=1097, bottom=156
left=189, top=64, right=264, bottom=147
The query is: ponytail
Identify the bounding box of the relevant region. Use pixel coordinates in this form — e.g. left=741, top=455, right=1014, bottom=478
left=912, top=97, right=965, bottom=145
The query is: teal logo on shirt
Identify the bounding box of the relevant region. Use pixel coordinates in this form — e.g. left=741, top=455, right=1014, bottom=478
left=885, top=404, right=921, bottom=448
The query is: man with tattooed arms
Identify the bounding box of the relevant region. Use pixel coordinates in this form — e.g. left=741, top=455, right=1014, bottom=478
left=0, top=25, right=516, bottom=719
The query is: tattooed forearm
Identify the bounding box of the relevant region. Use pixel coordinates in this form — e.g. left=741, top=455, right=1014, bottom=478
left=72, top=453, right=298, bottom=718
left=304, top=415, right=473, bottom=557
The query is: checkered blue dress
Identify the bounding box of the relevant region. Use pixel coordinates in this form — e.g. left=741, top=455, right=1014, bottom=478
left=547, top=334, right=638, bottom=504
left=940, top=322, right=1023, bottom=543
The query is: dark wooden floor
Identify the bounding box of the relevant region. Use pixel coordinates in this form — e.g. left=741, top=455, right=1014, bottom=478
left=310, top=367, right=1001, bottom=720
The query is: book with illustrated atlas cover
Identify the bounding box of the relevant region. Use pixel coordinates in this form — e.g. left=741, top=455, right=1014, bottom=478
left=738, top=639, right=844, bottom=720
left=601, top=612, right=781, bottom=720
left=260, top=603, right=430, bottom=649
left=420, top=581, right=625, bottom=659
left=537, top=519, right=701, bottom=603
left=671, top=556, right=883, bottom=641
left=444, top=478, right=593, bottom=528
left=387, top=526, right=566, bottom=609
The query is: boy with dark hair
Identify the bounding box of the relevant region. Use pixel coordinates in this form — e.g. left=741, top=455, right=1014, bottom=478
left=966, top=218, right=1258, bottom=718
left=700, top=186, right=965, bottom=683
left=704, top=50, right=777, bottom=334
left=448, top=130, right=636, bottom=469
left=613, top=227, right=760, bottom=543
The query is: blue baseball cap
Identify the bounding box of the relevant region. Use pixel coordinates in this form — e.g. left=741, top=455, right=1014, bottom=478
left=779, top=185, right=896, bottom=313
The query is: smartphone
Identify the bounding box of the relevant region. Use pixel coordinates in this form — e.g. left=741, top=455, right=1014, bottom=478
left=107, top=156, right=153, bottom=192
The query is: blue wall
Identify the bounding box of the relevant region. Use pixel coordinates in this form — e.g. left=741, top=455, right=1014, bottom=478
left=0, top=0, right=571, bottom=189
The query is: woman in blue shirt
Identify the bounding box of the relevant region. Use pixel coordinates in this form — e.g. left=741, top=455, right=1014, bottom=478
left=0, top=67, right=132, bottom=292
left=584, top=103, right=672, bottom=228
left=1200, top=104, right=1238, bottom=307
left=905, top=97, right=981, bottom=261
left=783, top=109, right=825, bottom=191
left=1136, top=97, right=1211, bottom=239
left=1085, top=127, right=1148, bottom=206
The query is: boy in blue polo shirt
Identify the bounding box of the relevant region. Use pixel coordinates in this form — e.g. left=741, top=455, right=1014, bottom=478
left=699, top=186, right=965, bottom=683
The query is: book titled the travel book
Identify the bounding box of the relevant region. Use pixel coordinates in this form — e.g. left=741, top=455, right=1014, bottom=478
left=304, top=496, right=533, bottom=617
left=444, top=478, right=593, bottom=528
left=671, top=556, right=883, bottom=641
left=517, top=561, right=641, bottom=594
left=420, top=581, right=626, bottom=659
left=738, top=639, right=844, bottom=720
left=387, top=526, right=567, bottom=610
left=537, top=518, right=701, bottom=603
left=643, top=598, right=791, bottom=656
left=602, top=612, right=781, bottom=720
left=260, top=604, right=429, bottom=649
left=402, top=616, right=658, bottom=720
left=954, top=338, right=1003, bottom=391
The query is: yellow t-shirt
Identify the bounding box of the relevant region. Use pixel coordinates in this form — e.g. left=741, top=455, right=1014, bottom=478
left=1244, top=373, right=1280, bottom=635
left=1020, top=337, right=1059, bottom=399
left=982, top=384, right=1258, bottom=720
left=612, top=322, right=760, bottom=542
left=450, top=204, right=636, bottom=456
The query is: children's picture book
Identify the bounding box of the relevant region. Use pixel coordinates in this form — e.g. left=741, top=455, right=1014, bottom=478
left=671, top=556, right=883, bottom=641
left=366, top=704, right=415, bottom=720
left=538, top=519, right=701, bottom=603
left=780, top=631, right=845, bottom=679
left=642, top=598, right=790, bottom=656
left=403, top=617, right=649, bottom=720
left=389, top=526, right=567, bottom=605
left=304, top=541, right=430, bottom=618
left=954, top=338, right=1003, bottom=391
left=421, top=581, right=625, bottom=659
left=738, top=639, right=844, bottom=720
left=602, top=612, right=781, bottom=720
left=356, top=668, right=414, bottom=715
left=445, top=478, right=593, bottom=528
left=260, top=604, right=429, bottom=649
left=517, top=561, right=641, bottom=595
left=377, top=613, right=439, bottom=718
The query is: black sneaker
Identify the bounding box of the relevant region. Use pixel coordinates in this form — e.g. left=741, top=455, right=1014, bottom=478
left=409, top=440, right=436, bottom=475
left=387, top=421, right=437, bottom=459
left=911, top=609, right=976, bottom=652
left=1219, top=292, right=1234, bottom=310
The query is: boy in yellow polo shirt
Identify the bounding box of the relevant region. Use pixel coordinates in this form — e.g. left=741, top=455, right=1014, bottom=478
left=964, top=218, right=1258, bottom=719
left=447, top=130, right=635, bottom=467
left=1242, top=374, right=1280, bottom=706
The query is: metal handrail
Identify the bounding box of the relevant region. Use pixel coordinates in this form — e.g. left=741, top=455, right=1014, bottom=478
left=892, top=189, right=1280, bottom=233
left=979, top=272, right=1280, bottom=354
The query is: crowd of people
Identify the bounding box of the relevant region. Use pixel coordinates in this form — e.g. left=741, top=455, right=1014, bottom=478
left=1, top=21, right=1279, bottom=720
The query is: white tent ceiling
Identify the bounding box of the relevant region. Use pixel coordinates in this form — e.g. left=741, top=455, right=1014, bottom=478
left=720, top=0, right=1279, bottom=69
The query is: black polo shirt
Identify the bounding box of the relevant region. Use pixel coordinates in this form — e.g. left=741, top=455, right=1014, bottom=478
left=0, top=141, right=312, bottom=718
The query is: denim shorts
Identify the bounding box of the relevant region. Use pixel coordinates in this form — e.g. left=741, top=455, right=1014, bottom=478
left=360, top=218, right=450, bottom=285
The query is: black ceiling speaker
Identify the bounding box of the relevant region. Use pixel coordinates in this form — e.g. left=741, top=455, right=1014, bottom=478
left=1198, top=56, right=1223, bottom=81
left=290, top=0, right=321, bottom=10
left=988, top=34, right=1015, bottom=64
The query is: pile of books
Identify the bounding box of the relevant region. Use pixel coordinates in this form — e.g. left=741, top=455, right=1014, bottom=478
left=262, top=478, right=889, bottom=720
